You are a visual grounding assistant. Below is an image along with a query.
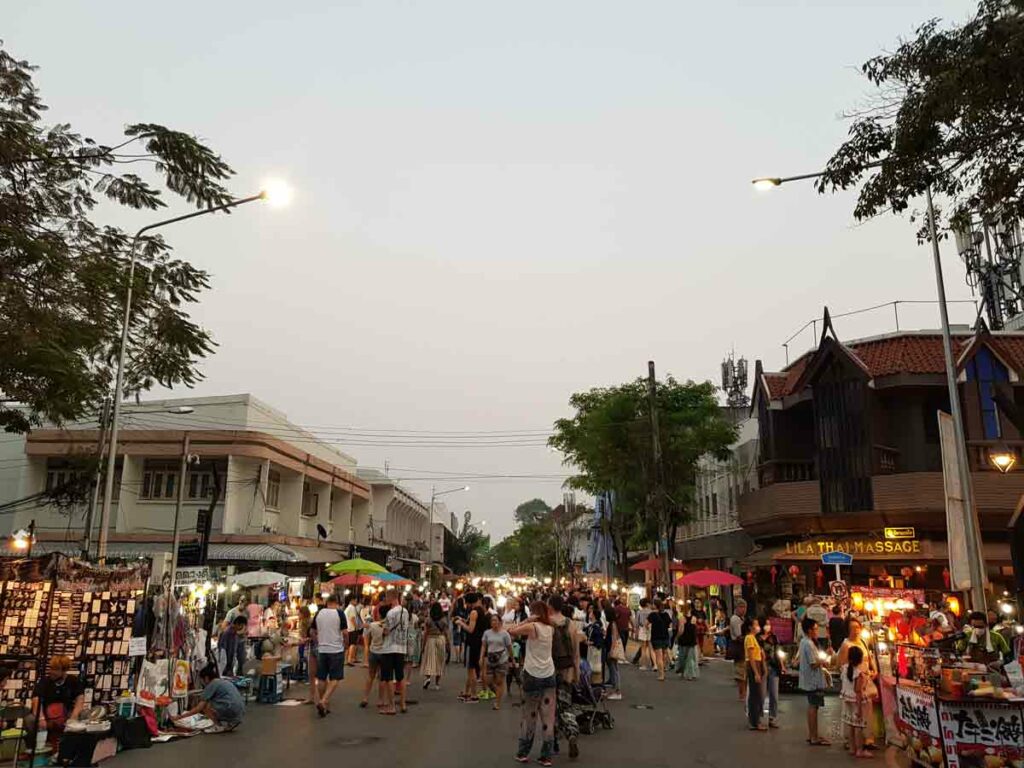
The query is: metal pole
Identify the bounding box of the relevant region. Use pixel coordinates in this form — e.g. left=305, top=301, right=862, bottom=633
left=926, top=186, right=988, bottom=612
left=648, top=361, right=668, bottom=591
left=428, top=486, right=436, bottom=591
left=25, top=520, right=34, bottom=559
left=168, top=432, right=190, bottom=696
left=98, top=194, right=264, bottom=563
left=83, top=397, right=111, bottom=560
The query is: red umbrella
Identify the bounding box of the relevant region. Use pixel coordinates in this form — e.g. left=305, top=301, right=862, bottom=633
left=328, top=573, right=379, bottom=587
left=675, top=569, right=743, bottom=587
left=629, top=557, right=687, bottom=572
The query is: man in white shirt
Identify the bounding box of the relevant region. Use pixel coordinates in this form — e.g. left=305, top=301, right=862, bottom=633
left=344, top=596, right=362, bottom=666
left=311, top=594, right=346, bottom=717
left=379, top=589, right=410, bottom=714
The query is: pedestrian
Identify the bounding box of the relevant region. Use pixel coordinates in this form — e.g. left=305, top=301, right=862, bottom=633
left=219, top=615, right=248, bottom=677
left=378, top=589, right=411, bottom=715
left=632, top=597, right=653, bottom=669
left=481, top=613, right=512, bottom=710
left=838, top=616, right=879, bottom=749
left=743, top=618, right=766, bottom=731
left=798, top=617, right=832, bottom=746
left=603, top=605, right=624, bottom=699
left=311, top=594, right=346, bottom=718
left=172, top=663, right=245, bottom=732
left=548, top=595, right=582, bottom=759
left=713, top=607, right=729, bottom=656
left=760, top=619, right=782, bottom=728
left=828, top=605, right=846, bottom=652
left=360, top=603, right=386, bottom=709
left=359, top=595, right=374, bottom=667
left=420, top=602, right=449, bottom=691
left=454, top=592, right=487, bottom=703
left=647, top=599, right=671, bottom=682
left=613, top=597, right=632, bottom=662
left=509, top=601, right=557, bottom=767
left=344, top=595, right=362, bottom=667
left=674, top=610, right=698, bottom=680
left=842, top=645, right=872, bottom=759
left=403, top=595, right=422, bottom=684
left=730, top=599, right=748, bottom=701
left=692, top=597, right=709, bottom=664
left=453, top=593, right=468, bottom=664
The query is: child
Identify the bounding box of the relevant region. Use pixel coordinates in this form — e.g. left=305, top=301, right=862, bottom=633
left=842, top=645, right=872, bottom=759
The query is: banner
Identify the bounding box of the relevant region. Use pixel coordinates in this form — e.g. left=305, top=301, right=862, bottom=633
left=939, top=412, right=973, bottom=591
left=939, top=699, right=1024, bottom=768
left=895, top=683, right=942, bottom=767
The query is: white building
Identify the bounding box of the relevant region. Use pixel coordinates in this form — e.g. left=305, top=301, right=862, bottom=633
left=675, top=411, right=758, bottom=567
left=0, top=394, right=435, bottom=577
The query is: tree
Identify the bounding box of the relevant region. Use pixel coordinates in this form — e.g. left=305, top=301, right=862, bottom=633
left=514, top=498, right=552, bottom=526
left=549, top=376, right=736, bottom=581
left=818, top=0, right=1024, bottom=231
left=0, top=44, right=236, bottom=434
left=446, top=510, right=490, bottom=575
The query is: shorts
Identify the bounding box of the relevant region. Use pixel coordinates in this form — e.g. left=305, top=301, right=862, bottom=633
left=733, top=660, right=747, bottom=681
left=637, top=627, right=650, bottom=642
left=379, top=653, right=406, bottom=683
left=210, top=701, right=244, bottom=726
left=652, top=638, right=670, bottom=651
left=348, top=630, right=362, bottom=645
left=466, top=642, right=483, bottom=672
left=487, top=662, right=509, bottom=678
left=453, top=628, right=464, bottom=646
left=806, top=690, right=826, bottom=708
left=368, top=652, right=381, bottom=675
left=317, top=651, right=345, bottom=681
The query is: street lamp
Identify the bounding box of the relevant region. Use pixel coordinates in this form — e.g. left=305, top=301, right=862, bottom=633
left=427, top=485, right=469, bottom=589
left=11, top=521, right=34, bottom=558
left=97, top=185, right=289, bottom=562
left=752, top=167, right=988, bottom=612
left=990, top=447, right=1017, bottom=474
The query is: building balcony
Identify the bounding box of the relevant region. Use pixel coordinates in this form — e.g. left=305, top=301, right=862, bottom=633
left=758, top=459, right=816, bottom=486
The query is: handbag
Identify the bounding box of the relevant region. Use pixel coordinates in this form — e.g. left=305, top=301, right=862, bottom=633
left=609, top=627, right=626, bottom=662
left=726, top=638, right=743, bottom=662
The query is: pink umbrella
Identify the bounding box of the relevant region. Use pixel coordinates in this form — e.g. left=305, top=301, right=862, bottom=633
left=629, top=557, right=687, bottom=572
left=675, top=569, right=743, bottom=587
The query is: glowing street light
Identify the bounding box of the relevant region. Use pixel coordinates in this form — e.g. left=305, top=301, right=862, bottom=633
left=989, top=447, right=1017, bottom=474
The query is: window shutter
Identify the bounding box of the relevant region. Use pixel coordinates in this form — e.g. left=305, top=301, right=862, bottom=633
left=961, top=381, right=984, bottom=441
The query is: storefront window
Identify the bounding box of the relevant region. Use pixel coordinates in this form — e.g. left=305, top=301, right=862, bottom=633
left=964, top=346, right=1008, bottom=439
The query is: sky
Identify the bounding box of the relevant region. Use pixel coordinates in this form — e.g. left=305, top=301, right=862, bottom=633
left=6, top=0, right=982, bottom=540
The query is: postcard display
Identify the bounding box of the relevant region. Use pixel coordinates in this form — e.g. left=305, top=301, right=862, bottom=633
left=0, top=555, right=149, bottom=710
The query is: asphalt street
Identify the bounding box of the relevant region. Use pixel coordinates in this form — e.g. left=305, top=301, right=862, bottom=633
left=112, top=657, right=904, bottom=768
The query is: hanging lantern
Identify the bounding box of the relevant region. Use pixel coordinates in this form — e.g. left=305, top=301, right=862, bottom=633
left=788, top=564, right=801, bottom=579
left=770, top=565, right=778, bottom=585
left=815, top=568, right=825, bottom=591
left=942, top=567, right=951, bottom=591
left=900, top=567, right=914, bottom=581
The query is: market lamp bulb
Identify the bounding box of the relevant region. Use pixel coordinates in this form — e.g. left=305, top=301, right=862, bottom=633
left=259, top=178, right=293, bottom=208
left=989, top=447, right=1017, bottom=473
left=1002, top=603, right=1015, bottom=615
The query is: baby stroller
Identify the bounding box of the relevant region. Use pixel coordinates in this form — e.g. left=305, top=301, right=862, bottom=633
left=573, top=658, right=614, bottom=734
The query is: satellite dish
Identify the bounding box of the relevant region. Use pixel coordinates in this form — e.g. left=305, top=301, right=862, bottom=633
left=316, top=524, right=328, bottom=540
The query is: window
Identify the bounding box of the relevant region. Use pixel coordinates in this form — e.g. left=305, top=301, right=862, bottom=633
left=727, top=484, right=734, bottom=512
left=965, top=347, right=1009, bottom=439
left=266, top=470, right=281, bottom=510
left=45, top=462, right=86, bottom=494
left=711, top=493, right=718, bottom=516
left=141, top=460, right=219, bottom=501
left=301, top=481, right=319, bottom=517
left=814, top=354, right=873, bottom=515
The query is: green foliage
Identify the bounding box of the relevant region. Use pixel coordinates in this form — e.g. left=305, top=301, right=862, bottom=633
left=818, top=0, right=1024, bottom=230
left=447, top=510, right=490, bottom=575
left=0, top=44, right=236, bottom=433
left=549, top=376, right=736, bottom=574
left=489, top=515, right=557, bottom=577
left=514, top=498, right=552, bottom=526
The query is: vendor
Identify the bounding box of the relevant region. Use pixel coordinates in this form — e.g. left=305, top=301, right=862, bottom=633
left=958, top=611, right=1010, bottom=666
left=173, top=664, right=245, bottom=731
left=32, top=655, right=85, bottom=747
left=219, top=615, right=248, bottom=677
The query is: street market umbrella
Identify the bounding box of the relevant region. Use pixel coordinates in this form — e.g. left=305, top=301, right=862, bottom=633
left=675, top=569, right=743, bottom=587
left=630, top=557, right=687, bottom=572
left=325, top=557, right=387, bottom=576
left=232, top=570, right=288, bottom=587
left=327, top=573, right=379, bottom=587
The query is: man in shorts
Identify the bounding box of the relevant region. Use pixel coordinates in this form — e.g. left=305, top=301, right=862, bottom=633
left=454, top=592, right=487, bottom=703
left=798, top=617, right=831, bottom=746
left=312, top=594, right=346, bottom=717
left=379, top=589, right=410, bottom=714
left=730, top=599, right=747, bottom=701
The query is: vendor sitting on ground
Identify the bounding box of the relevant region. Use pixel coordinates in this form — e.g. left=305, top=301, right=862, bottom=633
left=32, top=655, right=85, bottom=747
left=173, top=663, right=245, bottom=731
left=957, top=611, right=1010, bottom=666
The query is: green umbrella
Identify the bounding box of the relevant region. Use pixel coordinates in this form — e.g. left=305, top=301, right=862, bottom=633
left=326, top=557, right=387, bottom=575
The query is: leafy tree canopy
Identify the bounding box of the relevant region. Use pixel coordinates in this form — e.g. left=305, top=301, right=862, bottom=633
left=514, top=498, right=552, bottom=526
left=0, top=44, right=237, bottom=433
left=446, top=510, right=490, bottom=575
left=549, top=376, right=735, bottom=557
left=819, top=0, right=1024, bottom=230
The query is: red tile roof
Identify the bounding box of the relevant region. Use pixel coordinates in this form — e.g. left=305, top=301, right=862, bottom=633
left=761, top=332, right=1024, bottom=399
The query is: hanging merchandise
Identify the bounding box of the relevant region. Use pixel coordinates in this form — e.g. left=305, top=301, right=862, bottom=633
left=815, top=568, right=825, bottom=592
left=770, top=565, right=778, bottom=585
left=172, top=660, right=190, bottom=698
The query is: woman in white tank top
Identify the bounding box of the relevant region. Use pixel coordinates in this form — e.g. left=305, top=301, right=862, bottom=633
left=508, top=602, right=558, bottom=766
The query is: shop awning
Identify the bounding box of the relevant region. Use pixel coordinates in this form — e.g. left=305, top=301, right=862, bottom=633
left=28, top=541, right=348, bottom=564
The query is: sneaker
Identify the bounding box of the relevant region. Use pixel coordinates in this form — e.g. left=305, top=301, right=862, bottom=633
left=514, top=757, right=529, bottom=764
left=538, top=759, right=553, bottom=767
left=607, top=692, right=623, bottom=701
left=464, top=696, right=480, bottom=704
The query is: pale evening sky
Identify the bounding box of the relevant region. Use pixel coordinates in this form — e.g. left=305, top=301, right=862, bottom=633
left=7, top=0, right=979, bottom=540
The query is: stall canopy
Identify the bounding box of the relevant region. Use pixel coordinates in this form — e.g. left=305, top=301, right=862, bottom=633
left=676, top=569, right=743, bottom=587
left=232, top=570, right=288, bottom=587
left=630, top=557, right=687, bottom=572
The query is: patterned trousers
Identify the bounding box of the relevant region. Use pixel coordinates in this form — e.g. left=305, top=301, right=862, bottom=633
left=518, top=674, right=556, bottom=760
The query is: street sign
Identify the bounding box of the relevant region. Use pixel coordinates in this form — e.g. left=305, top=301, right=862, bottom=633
left=173, top=566, right=210, bottom=586
left=884, top=527, right=915, bottom=540
left=821, top=551, right=854, bottom=566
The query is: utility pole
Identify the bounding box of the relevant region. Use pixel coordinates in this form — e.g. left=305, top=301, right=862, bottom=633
left=647, top=361, right=668, bottom=591
left=167, top=432, right=190, bottom=695
left=82, top=398, right=111, bottom=560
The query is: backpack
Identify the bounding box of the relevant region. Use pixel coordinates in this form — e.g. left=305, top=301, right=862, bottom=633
left=552, top=620, right=574, bottom=670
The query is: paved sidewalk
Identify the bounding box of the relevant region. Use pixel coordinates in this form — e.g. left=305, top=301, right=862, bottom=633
left=111, top=657, right=903, bottom=768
